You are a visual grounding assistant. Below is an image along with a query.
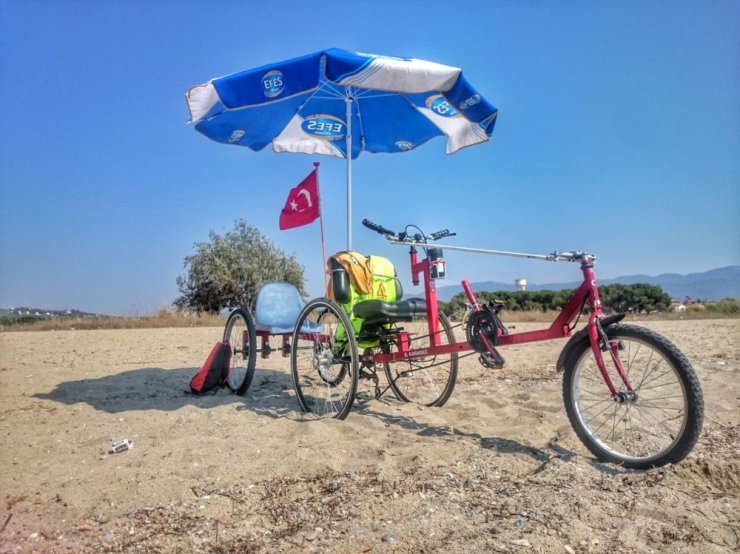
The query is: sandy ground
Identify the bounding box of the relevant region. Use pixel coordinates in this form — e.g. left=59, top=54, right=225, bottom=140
left=0, top=319, right=737, bottom=553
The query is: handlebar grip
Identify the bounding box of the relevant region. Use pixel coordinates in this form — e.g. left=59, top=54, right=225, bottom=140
left=429, top=229, right=454, bottom=240
left=362, top=219, right=395, bottom=236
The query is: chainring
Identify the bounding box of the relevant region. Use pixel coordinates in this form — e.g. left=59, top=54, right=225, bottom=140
left=465, top=309, right=501, bottom=353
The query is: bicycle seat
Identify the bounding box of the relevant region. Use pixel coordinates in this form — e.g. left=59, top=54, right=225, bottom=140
left=353, top=297, right=427, bottom=326
left=254, top=282, right=308, bottom=334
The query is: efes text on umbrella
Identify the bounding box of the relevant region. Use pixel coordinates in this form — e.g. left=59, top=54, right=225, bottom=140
left=302, top=115, right=346, bottom=140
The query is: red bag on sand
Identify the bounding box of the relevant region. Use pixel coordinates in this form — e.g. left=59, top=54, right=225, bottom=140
left=190, top=342, right=232, bottom=394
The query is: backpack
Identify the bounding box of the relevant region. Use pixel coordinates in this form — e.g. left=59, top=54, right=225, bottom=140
left=328, top=252, right=401, bottom=346
left=189, top=341, right=232, bottom=394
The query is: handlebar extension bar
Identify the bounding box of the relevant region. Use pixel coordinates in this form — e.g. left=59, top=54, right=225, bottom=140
left=362, top=219, right=591, bottom=262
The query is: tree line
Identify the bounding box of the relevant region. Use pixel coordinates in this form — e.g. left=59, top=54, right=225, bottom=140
left=441, top=283, right=672, bottom=320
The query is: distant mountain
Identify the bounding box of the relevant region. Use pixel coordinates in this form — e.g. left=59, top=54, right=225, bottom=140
left=435, top=266, right=740, bottom=302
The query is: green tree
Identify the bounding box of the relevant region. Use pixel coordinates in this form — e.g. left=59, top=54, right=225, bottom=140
left=440, top=296, right=468, bottom=320
left=174, top=219, right=306, bottom=314
left=599, top=283, right=670, bottom=313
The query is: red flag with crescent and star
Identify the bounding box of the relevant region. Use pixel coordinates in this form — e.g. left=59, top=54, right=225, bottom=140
left=279, top=167, right=320, bottom=230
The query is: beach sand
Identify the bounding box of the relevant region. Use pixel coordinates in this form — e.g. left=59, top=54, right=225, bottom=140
left=0, top=319, right=738, bottom=553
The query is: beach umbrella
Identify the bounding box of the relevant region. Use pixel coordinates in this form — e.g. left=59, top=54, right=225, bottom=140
left=186, top=48, right=497, bottom=248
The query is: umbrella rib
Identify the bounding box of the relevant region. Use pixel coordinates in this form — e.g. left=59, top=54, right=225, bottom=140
left=317, top=76, right=346, bottom=98
left=313, top=89, right=346, bottom=100
left=294, top=79, right=345, bottom=110
left=311, top=94, right=347, bottom=101
left=353, top=89, right=399, bottom=99
left=350, top=93, right=367, bottom=149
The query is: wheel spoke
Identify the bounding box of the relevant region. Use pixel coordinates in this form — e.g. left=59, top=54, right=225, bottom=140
left=566, top=324, right=702, bottom=468
left=383, top=311, right=457, bottom=406
left=291, top=299, right=359, bottom=419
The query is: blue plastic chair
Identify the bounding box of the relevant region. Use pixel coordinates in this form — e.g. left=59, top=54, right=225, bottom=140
left=253, top=282, right=321, bottom=334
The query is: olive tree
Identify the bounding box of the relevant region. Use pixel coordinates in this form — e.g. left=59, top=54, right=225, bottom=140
left=175, top=219, right=305, bottom=314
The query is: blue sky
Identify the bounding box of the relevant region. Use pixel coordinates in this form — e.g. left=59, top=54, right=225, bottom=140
left=1, top=1, right=738, bottom=315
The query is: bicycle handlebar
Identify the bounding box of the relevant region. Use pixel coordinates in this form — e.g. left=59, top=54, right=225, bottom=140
left=361, top=218, right=396, bottom=238
left=361, top=219, right=455, bottom=243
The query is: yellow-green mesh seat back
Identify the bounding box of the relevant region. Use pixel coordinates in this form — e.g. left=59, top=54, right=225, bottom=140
left=336, top=255, right=399, bottom=348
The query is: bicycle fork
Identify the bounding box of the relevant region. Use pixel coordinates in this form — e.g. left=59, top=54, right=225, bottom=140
left=584, top=267, right=636, bottom=401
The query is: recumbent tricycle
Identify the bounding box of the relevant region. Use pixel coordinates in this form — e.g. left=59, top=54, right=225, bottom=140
left=222, top=219, right=703, bottom=469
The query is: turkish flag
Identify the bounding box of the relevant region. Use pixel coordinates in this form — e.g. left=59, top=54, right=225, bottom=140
left=279, top=168, right=320, bottom=230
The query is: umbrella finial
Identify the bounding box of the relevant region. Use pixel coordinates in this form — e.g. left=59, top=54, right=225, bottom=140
left=313, top=162, right=320, bottom=167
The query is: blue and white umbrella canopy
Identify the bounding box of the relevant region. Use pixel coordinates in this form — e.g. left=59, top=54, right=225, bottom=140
left=186, top=48, right=498, bottom=246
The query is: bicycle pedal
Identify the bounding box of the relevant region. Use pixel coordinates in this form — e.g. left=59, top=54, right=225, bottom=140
left=479, top=352, right=505, bottom=369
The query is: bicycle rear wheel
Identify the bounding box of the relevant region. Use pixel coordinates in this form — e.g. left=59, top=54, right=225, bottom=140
left=383, top=310, right=458, bottom=406
left=562, top=324, right=703, bottom=469
left=223, top=308, right=257, bottom=395
left=291, top=298, right=359, bottom=419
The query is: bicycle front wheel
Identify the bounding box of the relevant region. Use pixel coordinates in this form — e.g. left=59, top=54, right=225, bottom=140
left=383, top=310, right=458, bottom=407
left=291, top=298, right=359, bottom=420
left=562, top=324, right=703, bottom=469
left=223, top=308, right=257, bottom=395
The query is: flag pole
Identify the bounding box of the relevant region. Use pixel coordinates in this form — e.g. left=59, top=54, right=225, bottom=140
left=345, top=91, right=352, bottom=250
left=314, top=162, right=329, bottom=290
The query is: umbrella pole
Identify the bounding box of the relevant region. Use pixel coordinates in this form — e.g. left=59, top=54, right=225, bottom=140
left=345, top=92, right=352, bottom=250
left=314, top=162, right=329, bottom=291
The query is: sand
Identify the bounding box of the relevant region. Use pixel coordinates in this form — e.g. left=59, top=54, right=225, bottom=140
left=0, top=318, right=738, bottom=553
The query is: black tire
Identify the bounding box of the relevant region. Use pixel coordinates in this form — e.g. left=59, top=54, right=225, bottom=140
left=291, top=298, right=359, bottom=420
left=223, top=308, right=257, bottom=395
left=562, top=324, right=703, bottom=469
left=383, top=310, right=458, bottom=407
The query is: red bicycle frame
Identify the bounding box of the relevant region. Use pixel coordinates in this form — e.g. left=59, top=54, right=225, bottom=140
left=369, top=242, right=634, bottom=399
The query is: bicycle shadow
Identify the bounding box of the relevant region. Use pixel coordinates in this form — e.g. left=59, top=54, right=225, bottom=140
left=32, top=365, right=302, bottom=417
left=356, top=404, right=638, bottom=474
left=35, top=366, right=628, bottom=473
left=356, top=403, right=577, bottom=466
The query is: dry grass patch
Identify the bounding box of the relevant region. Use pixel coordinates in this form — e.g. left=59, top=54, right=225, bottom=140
left=0, top=307, right=226, bottom=332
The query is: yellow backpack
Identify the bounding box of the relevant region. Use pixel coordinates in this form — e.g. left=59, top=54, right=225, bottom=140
left=327, top=252, right=401, bottom=342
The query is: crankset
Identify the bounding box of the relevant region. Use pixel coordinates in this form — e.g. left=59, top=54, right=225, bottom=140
left=465, top=302, right=507, bottom=369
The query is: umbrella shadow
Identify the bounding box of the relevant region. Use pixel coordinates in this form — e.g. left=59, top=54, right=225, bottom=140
left=33, top=365, right=302, bottom=416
